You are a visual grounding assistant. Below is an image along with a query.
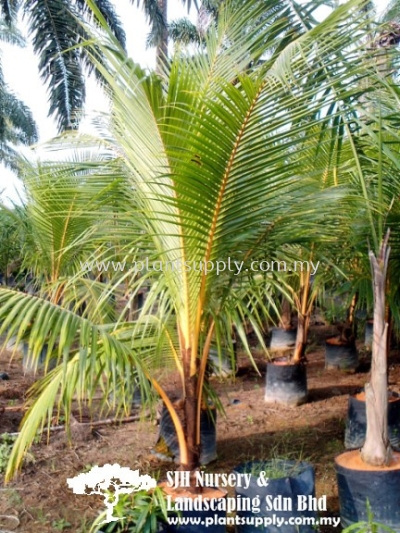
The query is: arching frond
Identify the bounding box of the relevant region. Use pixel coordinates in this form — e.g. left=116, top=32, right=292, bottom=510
left=0, top=17, right=25, bottom=45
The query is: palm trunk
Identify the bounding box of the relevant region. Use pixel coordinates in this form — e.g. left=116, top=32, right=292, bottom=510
left=385, top=289, right=392, bottom=362
left=361, top=230, right=392, bottom=466
left=182, top=348, right=201, bottom=480
left=339, top=293, right=358, bottom=344
left=156, top=0, right=169, bottom=74
left=293, top=312, right=309, bottom=363
left=279, top=298, right=293, bottom=330
left=348, top=292, right=358, bottom=326
left=292, top=268, right=312, bottom=364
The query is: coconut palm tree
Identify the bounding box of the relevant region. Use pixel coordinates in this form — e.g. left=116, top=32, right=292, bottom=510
left=0, top=0, right=393, bottom=481
left=337, top=105, right=400, bottom=466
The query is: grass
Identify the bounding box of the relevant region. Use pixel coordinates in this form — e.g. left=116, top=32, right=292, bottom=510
left=240, top=458, right=305, bottom=479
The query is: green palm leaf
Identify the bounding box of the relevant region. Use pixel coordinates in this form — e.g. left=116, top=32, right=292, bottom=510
left=0, top=0, right=18, bottom=24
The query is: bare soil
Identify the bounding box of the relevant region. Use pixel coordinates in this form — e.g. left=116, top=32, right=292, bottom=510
left=1, top=324, right=400, bottom=533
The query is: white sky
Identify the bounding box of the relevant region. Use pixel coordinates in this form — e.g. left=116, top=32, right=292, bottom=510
left=0, top=0, right=196, bottom=204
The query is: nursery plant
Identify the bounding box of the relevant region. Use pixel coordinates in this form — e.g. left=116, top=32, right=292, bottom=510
left=334, top=31, right=400, bottom=529
left=89, top=486, right=171, bottom=533
left=0, top=155, right=126, bottom=374
left=0, top=0, right=394, bottom=492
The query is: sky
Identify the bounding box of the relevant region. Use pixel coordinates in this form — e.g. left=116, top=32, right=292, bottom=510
left=0, top=0, right=197, bottom=204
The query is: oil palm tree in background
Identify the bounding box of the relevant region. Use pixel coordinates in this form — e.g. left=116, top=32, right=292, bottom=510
left=168, top=0, right=332, bottom=58
left=0, top=0, right=126, bottom=132
left=0, top=0, right=338, bottom=133
left=0, top=0, right=198, bottom=130
left=0, top=16, right=37, bottom=169
left=1, top=0, right=398, bottom=481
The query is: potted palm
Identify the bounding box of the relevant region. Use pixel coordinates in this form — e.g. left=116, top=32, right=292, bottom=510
left=324, top=295, right=359, bottom=372
left=265, top=250, right=319, bottom=406
left=334, top=27, right=400, bottom=526
left=335, top=233, right=400, bottom=531
left=264, top=215, right=346, bottom=405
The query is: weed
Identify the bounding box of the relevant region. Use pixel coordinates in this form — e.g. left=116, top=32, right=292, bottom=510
left=76, top=517, right=94, bottom=532
left=0, top=488, right=23, bottom=508
left=240, top=458, right=304, bottom=479
left=342, top=500, right=396, bottom=533
left=0, top=434, right=16, bottom=474
left=52, top=518, right=72, bottom=530
left=33, top=508, right=49, bottom=524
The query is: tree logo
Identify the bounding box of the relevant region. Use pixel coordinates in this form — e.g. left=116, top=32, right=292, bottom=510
left=67, top=463, right=157, bottom=524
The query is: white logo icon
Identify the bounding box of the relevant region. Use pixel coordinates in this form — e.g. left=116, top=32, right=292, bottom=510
left=67, top=463, right=157, bottom=524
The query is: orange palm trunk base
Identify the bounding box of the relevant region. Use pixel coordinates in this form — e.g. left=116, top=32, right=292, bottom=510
left=354, top=391, right=400, bottom=403
left=336, top=450, right=400, bottom=471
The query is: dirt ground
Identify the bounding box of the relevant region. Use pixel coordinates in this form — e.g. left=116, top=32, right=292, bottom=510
left=1, top=324, right=400, bottom=533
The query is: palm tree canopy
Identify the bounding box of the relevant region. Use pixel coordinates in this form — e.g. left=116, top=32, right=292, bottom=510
left=0, top=89, right=38, bottom=170
left=0, top=16, right=38, bottom=169
left=0, top=0, right=18, bottom=25
left=0, top=0, right=126, bottom=131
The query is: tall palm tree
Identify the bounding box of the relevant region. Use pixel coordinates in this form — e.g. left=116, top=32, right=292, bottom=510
left=140, top=0, right=171, bottom=72
left=0, top=0, right=126, bottom=132
left=0, top=17, right=38, bottom=169
left=0, top=0, right=394, bottom=480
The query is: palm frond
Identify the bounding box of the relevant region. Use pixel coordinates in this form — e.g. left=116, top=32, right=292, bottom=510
left=24, top=0, right=86, bottom=131
left=0, top=17, right=25, bottom=45
left=76, top=0, right=126, bottom=50
left=168, top=18, right=200, bottom=46
left=0, top=0, right=19, bottom=25
left=380, top=0, right=400, bottom=23
left=0, top=287, right=163, bottom=479
left=2, top=91, right=38, bottom=144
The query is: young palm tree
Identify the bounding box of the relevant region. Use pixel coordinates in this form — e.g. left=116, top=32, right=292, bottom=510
left=338, top=110, right=400, bottom=466
left=0, top=0, right=392, bottom=481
